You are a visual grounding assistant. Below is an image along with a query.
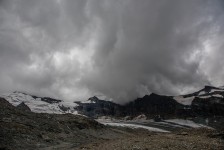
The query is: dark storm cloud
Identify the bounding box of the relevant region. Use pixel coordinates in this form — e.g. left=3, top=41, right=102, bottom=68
left=0, top=0, right=224, bottom=103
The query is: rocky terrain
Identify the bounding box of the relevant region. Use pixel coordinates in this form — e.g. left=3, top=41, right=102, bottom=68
left=0, top=97, right=224, bottom=150
left=81, top=128, right=224, bottom=150
left=0, top=98, right=124, bottom=150
left=1, top=85, right=224, bottom=149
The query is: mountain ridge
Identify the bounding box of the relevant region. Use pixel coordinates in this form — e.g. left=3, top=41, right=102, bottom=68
left=1, top=85, right=224, bottom=119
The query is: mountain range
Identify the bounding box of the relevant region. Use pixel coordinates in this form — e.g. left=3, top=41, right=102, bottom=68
left=1, top=85, right=224, bottom=119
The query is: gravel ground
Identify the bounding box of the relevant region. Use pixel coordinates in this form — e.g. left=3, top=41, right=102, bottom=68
left=77, top=128, right=224, bottom=150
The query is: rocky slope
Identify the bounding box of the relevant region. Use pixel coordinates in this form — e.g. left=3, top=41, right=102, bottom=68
left=0, top=97, right=126, bottom=150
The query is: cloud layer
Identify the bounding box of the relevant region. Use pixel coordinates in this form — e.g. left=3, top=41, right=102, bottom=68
left=0, top=0, right=224, bottom=103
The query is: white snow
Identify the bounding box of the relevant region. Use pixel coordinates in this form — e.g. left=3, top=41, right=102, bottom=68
left=101, top=122, right=169, bottom=133
left=96, top=116, right=117, bottom=122
left=0, top=92, right=78, bottom=115
left=173, top=96, right=195, bottom=105
left=174, top=88, right=224, bottom=105
left=80, top=100, right=96, bottom=104
left=59, top=101, right=78, bottom=107
left=151, top=121, right=188, bottom=128
left=212, top=94, right=223, bottom=98
left=218, top=86, right=224, bottom=89
left=198, top=91, right=206, bottom=96
left=95, top=95, right=114, bottom=102
left=199, top=95, right=211, bottom=99
left=210, top=89, right=224, bottom=93
left=165, top=119, right=211, bottom=128
left=133, top=114, right=147, bottom=121
left=97, top=117, right=212, bottom=133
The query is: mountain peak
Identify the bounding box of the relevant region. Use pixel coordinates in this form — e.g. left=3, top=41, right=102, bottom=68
left=17, top=102, right=31, bottom=112
left=88, top=96, right=99, bottom=102
left=204, top=85, right=220, bottom=90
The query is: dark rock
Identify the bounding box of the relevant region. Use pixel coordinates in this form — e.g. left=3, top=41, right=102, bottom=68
left=75, top=96, right=125, bottom=118
left=179, top=132, right=188, bottom=136
left=183, top=85, right=222, bottom=98
left=17, top=102, right=31, bottom=112
left=76, top=94, right=186, bottom=119
left=58, top=105, right=70, bottom=112
left=154, top=115, right=162, bottom=122
left=192, top=97, right=224, bottom=116
left=208, top=132, right=224, bottom=139
left=40, top=97, right=62, bottom=104
left=124, top=93, right=184, bottom=118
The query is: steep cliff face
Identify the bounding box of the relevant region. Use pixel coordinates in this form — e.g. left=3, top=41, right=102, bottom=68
left=124, top=93, right=184, bottom=118
left=76, top=94, right=185, bottom=119
left=192, top=97, right=224, bottom=116
left=75, top=96, right=125, bottom=118
left=188, top=86, right=224, bottom=116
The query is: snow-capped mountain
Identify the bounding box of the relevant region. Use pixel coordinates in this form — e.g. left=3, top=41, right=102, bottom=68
left=0, top=91, right=78, bottom=114
left=76, top=86, right=224, bottom=118
left=0, top=91, right=104, bottom=115
left=173, top=85, right=224, bottom=105
left=1, top=85, right=224, bottom=118
left=172, top=85, right=224, bottom=117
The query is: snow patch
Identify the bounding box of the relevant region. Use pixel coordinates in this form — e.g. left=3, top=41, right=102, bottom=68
left=133, top=114, right=147, bottom=121
left=199, top=95, right=211, bottom=99
left=165, top=119, right=211, bottom=128
left=101, top=122, right=169, bottom=133
left=212, top=94, right=223, bottom=98
left=218, top=86, right=224, bottom=89
left=173, top=96, right=195, bottom=105
left=80, top=100, right=96, bottom=104
left=0, top=92, right=78, bottom=115
left=210, top=89, right=224, bottom=93
left=198, top=91, right=206, bottom=96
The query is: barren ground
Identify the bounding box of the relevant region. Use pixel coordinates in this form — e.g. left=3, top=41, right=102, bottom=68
left=76, top=128, right=224, bottom=150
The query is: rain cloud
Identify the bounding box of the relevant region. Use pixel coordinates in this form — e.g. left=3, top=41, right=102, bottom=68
left=0, top=0, right=224, bottom=104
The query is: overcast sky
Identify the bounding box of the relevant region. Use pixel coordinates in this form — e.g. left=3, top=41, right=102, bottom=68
left=0, top=0, right=224, bottom=104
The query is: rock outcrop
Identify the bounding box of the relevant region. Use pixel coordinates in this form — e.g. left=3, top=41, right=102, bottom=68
left=77, top=94, right=186, bottom=119
left=75, top=96, right=125, bottom=118
left=16, top=102, right=31, bottom=112
left=192, top=96, right=224, bottom=116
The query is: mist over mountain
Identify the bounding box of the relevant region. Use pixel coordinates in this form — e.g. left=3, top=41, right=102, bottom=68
left=1, top=85, right=224, bottom=121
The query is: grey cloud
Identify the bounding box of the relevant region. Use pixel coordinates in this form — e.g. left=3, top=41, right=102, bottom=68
left=81, top=0, right=218, bottom=102
left=0, top=0, right=224, bottom=104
